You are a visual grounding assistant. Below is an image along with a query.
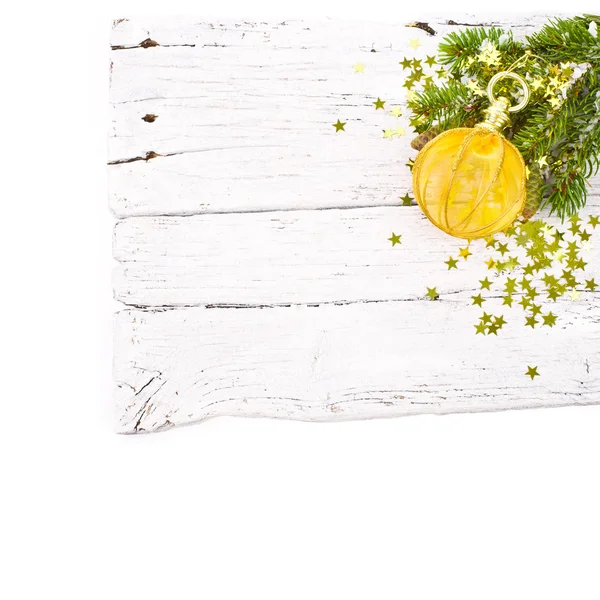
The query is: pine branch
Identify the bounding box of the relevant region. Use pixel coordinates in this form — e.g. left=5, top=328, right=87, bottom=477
left=408, top=14, right=600, bottom=218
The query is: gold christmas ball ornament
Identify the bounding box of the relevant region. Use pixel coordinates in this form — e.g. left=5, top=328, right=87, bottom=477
left=412, top=72, right=530, bottom=239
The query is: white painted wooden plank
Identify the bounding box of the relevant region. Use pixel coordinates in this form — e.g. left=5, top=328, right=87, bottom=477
left=113, top=202, right=600, bottom=307
left=108, top=16, right=558, bottom=217
left=110, top=15, right=599, bottom=432
left=115, top=301, right=600, bottom=433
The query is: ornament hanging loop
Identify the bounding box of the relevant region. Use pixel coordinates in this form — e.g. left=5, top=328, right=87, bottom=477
left=486, top=71, right=530, bottom=113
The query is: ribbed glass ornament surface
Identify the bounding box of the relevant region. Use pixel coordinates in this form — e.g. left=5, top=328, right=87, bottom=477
left=412, top=127, right=526, bottom=239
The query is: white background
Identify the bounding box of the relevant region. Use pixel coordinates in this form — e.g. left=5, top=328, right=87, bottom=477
left=1, top=1, right=599, bottom=598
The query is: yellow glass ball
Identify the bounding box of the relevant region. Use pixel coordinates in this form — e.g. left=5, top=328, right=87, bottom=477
left=412, top=126, right=526, bottom=239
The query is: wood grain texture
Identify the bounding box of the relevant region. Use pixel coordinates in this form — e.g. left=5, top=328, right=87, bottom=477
left=110, top=15, right=600, bottom=433
left=113, top=197, right=600, bottom=308
left=108, top=15, right=555, bottom=217
left=115, top=302, right=600, bottom=433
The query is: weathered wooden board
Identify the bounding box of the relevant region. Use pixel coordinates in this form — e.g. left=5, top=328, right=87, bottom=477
left=113, top=200, right=600, bottom=308
left=115, top=302, right=600, bottom=433
left=110, top=15, right=600, bottom=433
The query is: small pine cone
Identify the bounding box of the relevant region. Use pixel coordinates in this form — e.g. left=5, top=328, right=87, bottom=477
left=521, top=166, right=545, bottom=222
left=410, top=126, right=440, bottom=151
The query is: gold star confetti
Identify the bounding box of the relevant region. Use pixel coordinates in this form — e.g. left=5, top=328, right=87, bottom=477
left=474, top=322, right=487, bottom=335
left=353, top=62, right=366, bottom=74
left=569, top=289, right=581, bottom=301
left=588, top=215, right=599, bottom=228
left=525, top=315, right=538, bottom=329
left=585, top=278, right=597, bottom=291
left=472, top=294, right=485, bottom=307
left=542, top=312, right=557, bottom=327
left=479, top=277, right=492, bottom=290
left=494, top=315, right=507, bottom=329
left=388, top=232, right=402, bottom=246
left=425, top=55, right=437, bottom=67
left=525, top=366, right=540, bottom=380
left=408, top=38, right=421, bottom=50
left=332, top=119, right=346, bottom=132
left=426, top=287, right=439, bottom=300
left=394, top=126, right=406, bottom=137
left=390, top=106, right=402, bottom=118
left=373, top=97, right=386, bottom=110
left=445, top=256, right=459, bottom=270
left=531, top=77, right=544, bottom=91
left=477, top=40, right=502, bottom=66
left=459, top=246, right=472, bottom=260
left=485, top=257, right=496, bottom=270
left=400, top=193, right=413, bottom=206
left=537, top=155, right=549, bottom=168
left=383, top=129, right=394, bottom=140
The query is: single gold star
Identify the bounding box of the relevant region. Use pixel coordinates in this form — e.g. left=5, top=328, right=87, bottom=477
left=542, top=312, right=558, bottom=327
left=353, top=62, right=366, bottom=74
left=426, top=287, right=439, bottom=300
left=388, top=232, right=402, bottom=246
left=569, top=289, right=581, bottom=301
left=525, top=366, right=540, bottom=380
left=408, top=38, right=421, bottom=50
left=588, top=215, right=600, bottom=228
left=445, top=256, right=459, bottom=270
left=425, top=55, right=437, bottom=67
left=479, top=277, right=492, bottom=290
left=585, top=278, right=597, bottom=292
left=494, top=315, right=507, bottom=329
left=394, top=126, right=406, bottom=137
left=525, top=315, right=538, bottom=328
left=537, top=155, right=549, bottom=168
left=459, top=246, right=472, bottom=260
left=548, top=96, right=562, bottom=109
left=383, top=129, right=394, bottom=140
left=390, top=106, right=402, bottom=118
left=400, top=57, right=412, bottom=69
left=332, top=119, right=346, bottom=132
left=472, top=294, right=485, bottom=307
left=485, top=257, right=496, bottom=270
left=502, top=295, right=514, bottom=307
left=474, top=322, right=487, bottom=335
left=481, top=312, right=493, bottom=325
left=531, top=77, right=544, bottom=91
left=400, top=193, right=413, bottom=206
left=373, top=97, right=386, bottom=110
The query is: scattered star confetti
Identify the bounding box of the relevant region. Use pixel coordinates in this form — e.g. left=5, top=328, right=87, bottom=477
left=390, top=106, right=403, bottom=118
left=373, top=97, right=386, bottom=110
left=445, top=256, right=459, bottom=270
left=400, top=193, right=414, bottom=206
left=426, top=287, right=439, bottom=300
left=332, top=119, right=346, bottom=132
left=353, top=62, right=366, bottom=74
left=388, top=232, right=402, bottom=246
left=459, top=246, right=472, bottom=260
left=479, top=277, right=492, bottom=290
left=525, top=366, right=540, bottom=380
left=408, top=38, right=421, bottom=50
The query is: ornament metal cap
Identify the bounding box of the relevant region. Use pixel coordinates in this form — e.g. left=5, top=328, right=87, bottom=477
left=476, top=71, right=530, bottom=133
